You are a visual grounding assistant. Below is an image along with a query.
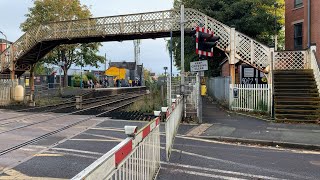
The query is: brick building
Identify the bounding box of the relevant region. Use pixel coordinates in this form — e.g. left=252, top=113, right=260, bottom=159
left=285, top=0, right=320, bottom=59
left=0, top=39, right=11, bottom=53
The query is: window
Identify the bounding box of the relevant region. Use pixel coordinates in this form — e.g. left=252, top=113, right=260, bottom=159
left=294, top=23, right=303, bottom=50
left=294, top=0, right=303, bottom=8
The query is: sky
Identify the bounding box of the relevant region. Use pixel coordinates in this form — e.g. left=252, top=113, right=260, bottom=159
left=0, top=0, right=178, bottom=75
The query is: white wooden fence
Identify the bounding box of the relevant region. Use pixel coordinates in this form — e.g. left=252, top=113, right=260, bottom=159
left=0, top=80, right=18, bottom=106
left=229, top=84, right=271, bottom=113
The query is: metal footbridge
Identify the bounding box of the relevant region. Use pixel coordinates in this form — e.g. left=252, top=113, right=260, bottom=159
left=0, top=8, right=270, bottom=76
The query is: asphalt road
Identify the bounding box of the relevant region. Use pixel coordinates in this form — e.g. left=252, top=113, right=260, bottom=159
left=158, top=130, right=320, bottom=180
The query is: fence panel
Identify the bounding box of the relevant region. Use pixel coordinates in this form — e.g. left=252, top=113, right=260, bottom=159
left=0, top=79, right=18, bottom=105
left=229, top=84, right=271, bottom=113
left=165, top=96, right=183, bottom=161
left=207, top=77, right=230, bottom=104
left=72, top=118, right=161, bottom=180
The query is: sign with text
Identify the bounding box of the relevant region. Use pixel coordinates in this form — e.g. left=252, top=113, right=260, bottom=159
left=190, top=60, right=208, bottom=72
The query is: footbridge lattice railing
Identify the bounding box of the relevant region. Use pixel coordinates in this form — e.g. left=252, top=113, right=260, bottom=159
left=1, top=8, right=271, bottom=73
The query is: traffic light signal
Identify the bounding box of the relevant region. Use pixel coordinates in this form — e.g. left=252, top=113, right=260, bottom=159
left=196, top=27, right=220, bottom=57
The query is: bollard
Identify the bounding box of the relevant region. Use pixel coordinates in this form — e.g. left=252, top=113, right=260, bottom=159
left=76, top=96, right=83, bottom=109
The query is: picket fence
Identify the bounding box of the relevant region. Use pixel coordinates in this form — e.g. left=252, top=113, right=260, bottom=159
left=229, top=84, right=271, bottom=113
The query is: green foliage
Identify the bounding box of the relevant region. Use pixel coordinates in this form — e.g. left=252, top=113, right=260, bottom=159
left=34, top=63, right=54, bottom=75
left=72, top=73, right=88, bottom=87
left=21, top=0, right=105, bottom=86
left=85, top=72, right=98, bottom=83
left=170, top=0, right=285, bottom=75
left=126, top=83, right=164, bottom=113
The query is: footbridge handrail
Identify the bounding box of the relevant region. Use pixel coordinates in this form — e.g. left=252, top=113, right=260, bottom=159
left=310, top=47, right=320, bottom=96
left=1, top=8, right=271, bottom=73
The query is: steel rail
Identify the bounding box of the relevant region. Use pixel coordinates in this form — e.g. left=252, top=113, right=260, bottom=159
left=0, top=93, right=145, bottom=157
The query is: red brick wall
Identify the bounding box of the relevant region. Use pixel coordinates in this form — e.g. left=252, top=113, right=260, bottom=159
left=310, top=0, right=320, bottom=59
left=285, top=0, right=320, bottom=59
left=285, top=0, right=306, bottom=50
left=221, top=62, right=230, bottom=77
left=0, top=43, right=6, bottom=53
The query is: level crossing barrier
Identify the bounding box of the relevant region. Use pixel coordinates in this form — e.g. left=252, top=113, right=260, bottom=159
left=72, top=117, right=161, bottom=180
left=165, top=96, right=183, bottom=161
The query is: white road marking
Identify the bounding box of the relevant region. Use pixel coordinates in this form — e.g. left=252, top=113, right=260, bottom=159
left=90, top=127, right=124, bottom=132
left=161, top=167, right=247, bottom=180
left=51, top=147, right=103, bottom=156
left=82, top=132, right=123, bottom=140
left=170, top=148, right=311, bottom=179
left=162, top=162, right=284, bottom=180
left=69, top=138, right=121, bottom=142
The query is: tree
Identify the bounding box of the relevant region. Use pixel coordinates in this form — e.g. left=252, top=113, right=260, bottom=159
left=170, top=0, right=285, bottom=75
left=21, top=0, right=105, bottom=88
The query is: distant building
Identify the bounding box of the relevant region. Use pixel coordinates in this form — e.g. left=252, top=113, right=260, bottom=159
left=0, top=39, right=11, bottom=53
left=285, top=0, right=320, bottom=59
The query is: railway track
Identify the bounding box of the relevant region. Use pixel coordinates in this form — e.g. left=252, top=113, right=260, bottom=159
left=0, top=92, right=145, bottom=156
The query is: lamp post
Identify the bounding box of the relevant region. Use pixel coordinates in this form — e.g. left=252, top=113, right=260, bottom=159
left=163, top=66, right=168, bottom=77
left=274, top=2, right=278, bottom=51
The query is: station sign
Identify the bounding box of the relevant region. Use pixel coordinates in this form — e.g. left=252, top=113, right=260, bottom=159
left=190, top=60, right=208, bottom=72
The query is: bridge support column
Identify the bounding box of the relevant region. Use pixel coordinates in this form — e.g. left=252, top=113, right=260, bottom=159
left=230, top=27, right=236, bottom=85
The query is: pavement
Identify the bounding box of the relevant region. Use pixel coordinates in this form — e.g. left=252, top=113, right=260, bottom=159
left=187, top=97, right=320, bottom=150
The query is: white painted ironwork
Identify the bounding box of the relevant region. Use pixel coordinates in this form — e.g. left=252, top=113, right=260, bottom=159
left=72, top=118, right=161, bottom=180
left=310, top=46, right=320, bottom=96
left=229, top=84, right=271, bottom=113
left=274, top=51, right=307, bottom=70
left=1, top=8, right=271, bottom=76
left=165, top=96, right=183, bottom=161
left=236, top=33, right=270, bottom=69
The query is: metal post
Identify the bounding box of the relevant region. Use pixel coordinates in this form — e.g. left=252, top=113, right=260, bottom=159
left=307, top=0, right=311, bottom=48
left=270, top=48, right=275, bottom=119
left=180, top=5, right=185, bottom=120
left=180, top=5, right=185, bottom=95
left=170, top=31, right=173, bottom=105
left=274, top=2, right=278, bottom=51
left=80, top=55, right=83, bottom=89
left=197, top=72, right=202, bottom=123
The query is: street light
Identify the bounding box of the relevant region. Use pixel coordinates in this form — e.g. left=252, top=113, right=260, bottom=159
left=163, top=66, right=168, bottom=77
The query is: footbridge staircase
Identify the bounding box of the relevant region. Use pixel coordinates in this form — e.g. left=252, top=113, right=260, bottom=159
left=1, top=7, right=319, bottom=121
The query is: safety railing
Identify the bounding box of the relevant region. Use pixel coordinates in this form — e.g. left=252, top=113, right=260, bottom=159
left=165, top=96, right=183, bottom=161
left=274, top=50, right=308, bottom=70
left=310, top=48, right=320, bottom=96
left=72, top=117, right=161, bottom=180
